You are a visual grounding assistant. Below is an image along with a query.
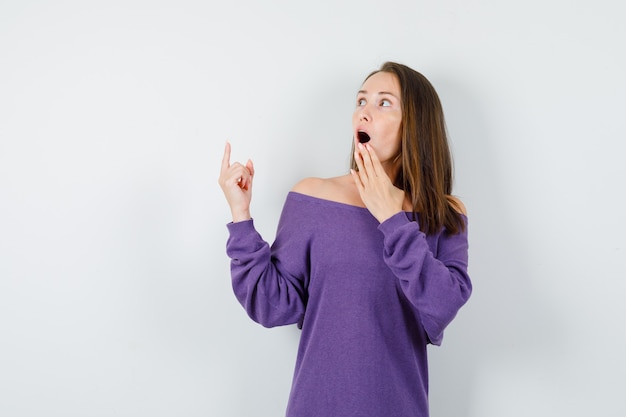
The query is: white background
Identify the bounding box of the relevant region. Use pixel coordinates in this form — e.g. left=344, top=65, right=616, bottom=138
left=1, top=0, right=624, bottom=416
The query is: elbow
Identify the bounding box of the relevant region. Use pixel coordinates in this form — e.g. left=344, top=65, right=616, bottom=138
left=232, top=270, right=306, bottom=328
left=246, top=304, right=303, bottom=328
left=237, top=287, right=304, bottom=328
left=423, top=283, right=472, bottom=346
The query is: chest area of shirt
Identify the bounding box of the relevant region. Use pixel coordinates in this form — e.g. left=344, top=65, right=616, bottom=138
left=305, top=213, right=393, bottom=293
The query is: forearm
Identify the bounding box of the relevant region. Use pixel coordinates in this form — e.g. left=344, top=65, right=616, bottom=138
left=378, top=212, right=472, bottom=344
left=226, top=219, right=305, bottom=327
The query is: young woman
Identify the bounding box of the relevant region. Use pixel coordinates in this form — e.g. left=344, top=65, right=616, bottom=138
left=219, top=62, right=472, bottom=417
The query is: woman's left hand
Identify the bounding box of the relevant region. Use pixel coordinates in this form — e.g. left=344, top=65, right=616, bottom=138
left=351, top=142, right=405, bottom=223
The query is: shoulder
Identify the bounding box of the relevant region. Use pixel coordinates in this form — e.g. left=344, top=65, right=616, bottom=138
left=291, top=175, right=352, bottom=196
left=291, top=177, right=327, bottom=195
left=291, top=175, right=363, bottom=207
left=447, top=195, right=468, bottom=216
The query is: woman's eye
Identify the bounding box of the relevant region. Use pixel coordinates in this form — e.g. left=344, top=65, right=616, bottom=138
left=357, top=98, right=366, bottom=106
left=381, top=99, right=391, bottom=107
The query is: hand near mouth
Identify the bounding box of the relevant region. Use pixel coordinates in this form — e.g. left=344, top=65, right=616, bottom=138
left=351, top=142, right=405, bottom=223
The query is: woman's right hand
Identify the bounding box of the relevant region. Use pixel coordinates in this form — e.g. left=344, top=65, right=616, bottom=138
left=218, top=142, right=254, bottom=222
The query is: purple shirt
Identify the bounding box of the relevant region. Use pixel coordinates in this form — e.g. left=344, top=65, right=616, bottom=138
left=226, top=192, right=472, bottom=417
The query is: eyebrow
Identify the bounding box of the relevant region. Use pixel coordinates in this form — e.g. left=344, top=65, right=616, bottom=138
left=357, top=90, right=400, bottom=99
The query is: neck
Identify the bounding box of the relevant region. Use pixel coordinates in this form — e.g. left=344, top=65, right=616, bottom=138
left=381, top=157, right=401, bottom=182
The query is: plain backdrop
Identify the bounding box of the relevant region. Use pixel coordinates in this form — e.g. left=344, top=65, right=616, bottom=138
left=1, top=0, right=624, bottom=416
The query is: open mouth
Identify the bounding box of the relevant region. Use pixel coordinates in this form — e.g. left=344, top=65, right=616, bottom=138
left=357, top=131, right=370, bottom=143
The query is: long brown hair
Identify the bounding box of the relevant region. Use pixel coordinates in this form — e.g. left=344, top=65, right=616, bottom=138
left=350, top=62, right=465, bottom=234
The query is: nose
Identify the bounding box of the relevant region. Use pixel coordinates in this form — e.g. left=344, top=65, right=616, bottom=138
left=357, top=107, right=371, bottom=122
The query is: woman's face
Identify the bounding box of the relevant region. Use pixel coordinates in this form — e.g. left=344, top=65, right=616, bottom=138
left=352, top=71, right=403, bottom=164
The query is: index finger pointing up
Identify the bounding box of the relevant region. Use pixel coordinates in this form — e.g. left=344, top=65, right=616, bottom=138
left=221, top=141, right=231, bottom=172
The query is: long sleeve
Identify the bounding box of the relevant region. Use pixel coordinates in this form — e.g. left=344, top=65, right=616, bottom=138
left=226, top=202, right=311, bottom=328
left=226, top=193, right=471, bottom=416
left=378, top=212, right=472, bottom=345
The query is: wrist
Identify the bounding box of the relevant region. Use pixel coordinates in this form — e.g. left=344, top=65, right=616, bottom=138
left=231, top=209, right=251, bottom=223
left=377, top=209, right=402, bottom=224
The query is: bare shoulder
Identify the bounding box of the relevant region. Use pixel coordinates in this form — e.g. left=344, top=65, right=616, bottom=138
left=447, top=195, right=468, bottom=216
left=291, top=174, right=363, bottom=207
left=291, top=177, right=327, bottom=195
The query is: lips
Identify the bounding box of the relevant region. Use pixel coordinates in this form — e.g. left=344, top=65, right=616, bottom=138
left=357, top=131, right=370, bottom=143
